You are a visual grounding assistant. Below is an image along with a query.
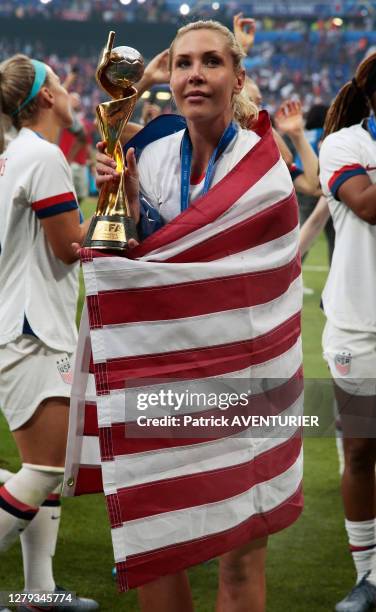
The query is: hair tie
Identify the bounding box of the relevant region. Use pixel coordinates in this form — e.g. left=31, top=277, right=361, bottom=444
left=11, top=59, right=47, bottom=117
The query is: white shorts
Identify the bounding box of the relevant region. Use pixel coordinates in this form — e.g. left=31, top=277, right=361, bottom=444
left=71, top=163, right=89, bottom=200
left=323, top=321, right=376, bottom=397
left=0, top=335, right=74, bottom=431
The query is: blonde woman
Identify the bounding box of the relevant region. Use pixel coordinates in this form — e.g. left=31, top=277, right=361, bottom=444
left=95, top=20, right=302, bottom=612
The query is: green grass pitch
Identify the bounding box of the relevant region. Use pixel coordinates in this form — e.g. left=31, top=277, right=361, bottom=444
left=0, top=199, right=353, bottom=610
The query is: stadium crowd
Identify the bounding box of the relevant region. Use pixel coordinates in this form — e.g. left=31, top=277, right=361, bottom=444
left=1, top=0, right=376, bottom=24
left=0, top=28, right=372, bottom=119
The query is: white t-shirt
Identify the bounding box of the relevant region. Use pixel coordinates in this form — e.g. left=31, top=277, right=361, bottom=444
left=138, top=127, right=261, bottom=222
left=319, top=122, right=376, bottom=332
left=0, top=128, right=80, bottom=352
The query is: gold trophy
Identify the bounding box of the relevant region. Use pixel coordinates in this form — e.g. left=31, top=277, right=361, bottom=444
left=84, top=31, right=144, bottom=249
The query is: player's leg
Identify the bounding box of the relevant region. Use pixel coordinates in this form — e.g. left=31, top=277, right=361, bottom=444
left=0, top=336, right=71, bottom=553
left=341, top=433, right=376, bottom=582
left=137, top=571, right=194, bottom=612
left=0, top=397, right=68, bottom=552
left=333, top=384, right=376, bottom=612
left=0, top=337, right=99, bottom=609
left=323, top=323, right=376, bottom=611
left=216, top=537, right=268, bottom=612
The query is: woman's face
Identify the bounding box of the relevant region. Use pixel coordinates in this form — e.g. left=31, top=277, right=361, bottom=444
left=44, top=68, right=73, bottom=128
left=170, top=29, right=244, bottom=125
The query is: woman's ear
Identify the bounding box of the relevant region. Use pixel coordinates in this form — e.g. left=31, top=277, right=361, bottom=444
left=38, top=86, right=54, bottom=109
left=233, top=68, right=246, bottom=96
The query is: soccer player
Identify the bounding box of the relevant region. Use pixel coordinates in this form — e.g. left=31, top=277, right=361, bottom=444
left=95, top=19, right=302, bottom=612
left=0, top=54, right=97, bottom=610
left=319, top=52, right=376, bottom=612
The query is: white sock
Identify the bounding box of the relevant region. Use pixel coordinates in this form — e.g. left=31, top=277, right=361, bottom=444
left=335, top=434, right=344, bottom=476
left=0, top=465, right=63, bottom=552
left=333, top=399, right=344, bottom=476
left=21, top=487, right=61, bottom=592
left=345, top=519, right=376, bottom=583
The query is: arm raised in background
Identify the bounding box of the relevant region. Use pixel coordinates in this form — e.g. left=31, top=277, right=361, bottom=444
left=134, top=49, right=170, bottom=99
left=233, top=13, right=257, bottom=55
left=275, top=100, right=321, bottom=196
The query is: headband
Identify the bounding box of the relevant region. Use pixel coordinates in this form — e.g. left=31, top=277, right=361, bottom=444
left=11, top=59, right=47, bottom=117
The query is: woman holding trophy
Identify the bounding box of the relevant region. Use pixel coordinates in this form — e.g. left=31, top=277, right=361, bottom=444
left=94, top=20, right=303, bottom=612
left=0, top=55, right=98, bottom=609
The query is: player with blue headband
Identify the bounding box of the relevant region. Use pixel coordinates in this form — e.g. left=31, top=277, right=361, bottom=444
left=11, top=59, right=48, bottom=116
left=0, top=54, right=97, bottom=610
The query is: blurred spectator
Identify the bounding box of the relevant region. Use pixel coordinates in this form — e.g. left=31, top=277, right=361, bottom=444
left=60, top=92, right=95, bottom=203
left=1, top=8, right=376, bottom=120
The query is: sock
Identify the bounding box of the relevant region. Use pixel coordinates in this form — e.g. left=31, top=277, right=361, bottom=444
left=335, top=430, right=344, bottom=476
left=345, top=519, right=376, bottom=583
left=333, top=399, right=344, bottom=476
left=0, top=465, right=63, bottom=552
left=21, top=487, right=61, bottom=593
left=0, top=469, right=14, bottom=483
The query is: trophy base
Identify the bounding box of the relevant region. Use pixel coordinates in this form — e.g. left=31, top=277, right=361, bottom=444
left=84, top=214, right=138, bottom=250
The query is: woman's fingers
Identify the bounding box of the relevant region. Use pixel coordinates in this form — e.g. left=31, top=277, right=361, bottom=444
left=96, top=153, right=117, bottom=171
left=71, top=242, right=81, bottom=260
left=96, top=140, right=106, bottom=153
left=95, top=144, right=119, bottom=189
left=127, top=238, right=140, bottom=249
left=96, top=174, right=116, bottom=188
left=126, top=147, right=138, bottom=176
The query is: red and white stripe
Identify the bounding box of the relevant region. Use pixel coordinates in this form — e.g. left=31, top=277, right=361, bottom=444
left=63, top=113, right=303, bottom=591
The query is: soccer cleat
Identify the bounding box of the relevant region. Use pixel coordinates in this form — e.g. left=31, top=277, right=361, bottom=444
left=335, top=572, right=376, bottom=612
left=16, top=585, right=99, bottom=611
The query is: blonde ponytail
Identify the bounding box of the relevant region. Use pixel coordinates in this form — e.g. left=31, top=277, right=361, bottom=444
left=0, top=54, right=48, bottom=153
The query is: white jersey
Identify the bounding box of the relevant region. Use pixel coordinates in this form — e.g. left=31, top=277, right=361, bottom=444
left=0, top=128, right=80, bottom=352
left=319, top=122, right=376, bottom=332
left=138, top=127, right=260, bottom=222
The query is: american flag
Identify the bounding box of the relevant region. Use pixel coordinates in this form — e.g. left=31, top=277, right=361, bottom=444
left=63, top=112, right=304, bottom=591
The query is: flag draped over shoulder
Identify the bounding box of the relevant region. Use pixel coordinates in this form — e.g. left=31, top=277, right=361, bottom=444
left=63, top=112, right=304, bottom=591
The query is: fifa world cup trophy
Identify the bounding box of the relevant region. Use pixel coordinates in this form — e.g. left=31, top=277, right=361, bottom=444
left=84, top=31, right=144, bottom=249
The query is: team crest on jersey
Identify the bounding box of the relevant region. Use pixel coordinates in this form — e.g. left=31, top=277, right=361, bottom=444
left=334, top=351, right=352, bottom=376
left=56, top=356, right=73, bottom=384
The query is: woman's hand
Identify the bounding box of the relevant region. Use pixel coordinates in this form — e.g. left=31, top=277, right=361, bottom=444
left=124, top=147, right=141, bottom=224
left=95, top=144, right=140, bottom=223
left=95, top=141, right=119, bottom=188
left=143, top=49, right=170, bottom=86
left=274, top=100, right=304, bottom=138
left=135, top=49, right=170, bottom=98
left=233, top=13, right=256, bottom=55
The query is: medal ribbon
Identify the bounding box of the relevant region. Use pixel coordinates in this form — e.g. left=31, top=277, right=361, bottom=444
left=180, top=121, right=238, bottom=212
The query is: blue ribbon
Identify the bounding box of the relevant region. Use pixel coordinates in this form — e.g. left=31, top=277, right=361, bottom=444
left=180, top=121, right=238, bottom=212
left=12, top=59, right=47, bottom=117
